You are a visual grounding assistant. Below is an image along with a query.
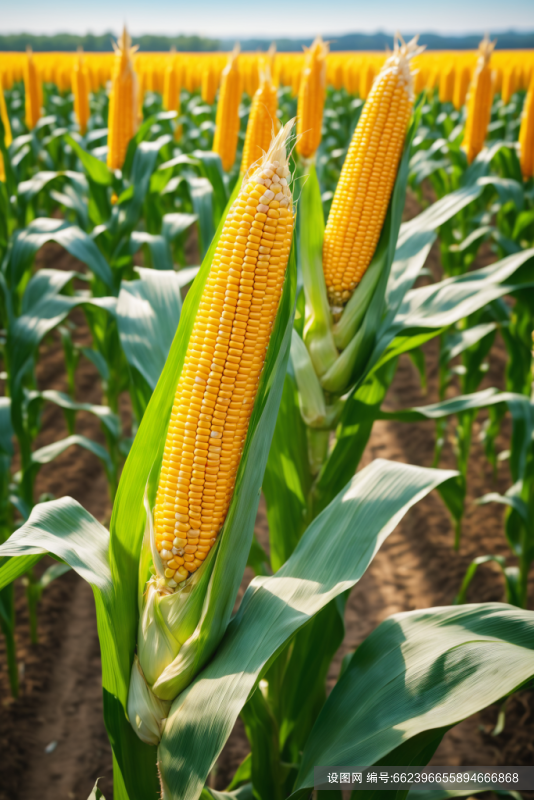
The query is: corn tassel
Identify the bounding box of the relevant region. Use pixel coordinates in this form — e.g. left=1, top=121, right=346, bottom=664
left=107, top=27, right=139, bottom=171
left=296, top=37, right=328, bottom=160
left=24, top=47, right=41, bottom=131
left=213, top=47, right=242, bottom=172
left=0, top=81, right=12, bottom=182
left=241, top=67, right=278, bottom=174
left=72, top=51, right=90, bottom=136
left=323, top=36, right=420, bottom=309
left=519, top=73, right=534, bottom=179
left=153, top=121, right=295, bottom=592
left=462, top=36, right=495, bottom=165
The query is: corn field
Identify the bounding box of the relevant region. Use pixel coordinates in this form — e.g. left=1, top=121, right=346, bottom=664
left=1, top=30, right=534, bottom=800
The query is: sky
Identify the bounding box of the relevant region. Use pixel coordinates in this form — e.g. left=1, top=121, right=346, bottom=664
left=3, top=0, right=534, bottom=39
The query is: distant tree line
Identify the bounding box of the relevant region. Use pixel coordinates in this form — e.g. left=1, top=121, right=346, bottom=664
left=0, top=29, right=532, bottom=53
left=0, top=33, right=219, bottom=52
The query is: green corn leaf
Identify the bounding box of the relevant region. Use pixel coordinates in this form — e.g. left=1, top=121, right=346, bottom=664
left=186, top=175, right=215, bottom=257
left=116, top=267, right=183, bottom=392
left=8, top=218, right=114, bottom=291
left=157, top=459, right=456, bottom=800
left=0, top=497, right=160, bottom=800
left=65, top=134, right=114, bottom=185
left=293, top=604, right=534, bottom=793
left=161, top=212, right=197, bottom=244
left=129, top=232, right=173, bottom=271
left=26, top=389, right=120, bottom=439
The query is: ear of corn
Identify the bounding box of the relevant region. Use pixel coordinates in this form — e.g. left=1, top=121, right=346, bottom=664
left=322, top=36, right=421, bottom=310
left=213, top=47, right=242, bottom=172
left=501, top=65, right=517, bottom=105
left=439, top=64, right=455, bottom=103
left=519, top=73, right=534, bottom=179
left=453, top=64, right=471, bottom=110
left=24, top=47, right=41, bottom=130
left=201, top=62, right=219, bottom=105
left=296, top=37, right=328, bottom=160
left=107, top=27, right=139, bottom=171
left=163, top=53, right=182, bottom=141
left=72, top=50, right=90, bottom=136
left=153, top=121, right=295, bottom=592
left=241, top=65, right=278, bottom=174
left=0, top=81, right=12, bottom=183
left=462, top=35, right=495, bottom=165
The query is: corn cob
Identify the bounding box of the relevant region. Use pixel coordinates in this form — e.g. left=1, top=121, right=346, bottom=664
left=107, top=27, right=139, bottom=171
left=163, top=55, right=180, bottom=112
left=501, top=65, right=517, bottom=105
left=462, top=36, right=495, bottom=165
left=519, top=73, right=534, bottom=179
left=296, top=38, right=328, bottom=160
left=153, top=121, right=294, bottom=591
left=0, top=81, right=12, bottom=183
left=323, top=36, right=420, bottom=309
left=439, top=65, right=455, bottom=104
left=72, top=50, right=90, bottom=136
left=24, top=47, right=41, bottom=130
left=453, top=65, right=471, bottom=110
left=201, top=63, right=219, bottom=105
left=213, top=47, right=242, bottom=172
left=240, top=67, right=278, bottom=174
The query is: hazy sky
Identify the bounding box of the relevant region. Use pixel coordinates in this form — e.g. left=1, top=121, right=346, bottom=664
left=3, top=0, right=534, bottom=39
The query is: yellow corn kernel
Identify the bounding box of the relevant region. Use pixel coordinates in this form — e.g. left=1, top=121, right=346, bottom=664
left=154, top=122, right=295, bottom=590
left=107, top=27, right=139, bottom=171
left=24, top=47, right=41, bottom=131
left=296, top=37, right=328, bottom=160
left=462, top=36, right=495, bottom=165
left=72, top=51, right=90, bottom=136
left=241, top=67, right=278, bottom=174
left=323, top=37, right=420, bottom=309
left=213, top=47, right=242, bottom=172
left=519, top=73, right=534, bottom=179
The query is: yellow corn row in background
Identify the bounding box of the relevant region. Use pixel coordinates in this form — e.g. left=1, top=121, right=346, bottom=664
left=72, top=50, right=90, bottom=135
left=241, top=64, right=278, bottom=174
left=0, top=81, right=12, bottom=181
left=519, top=72, right=534, bottom=178
left=213, top=47, right=242, bottom=172
left=462, top=36, right=496, bottom=164
left=107, top=28, right=138, bottom=170
left=296, top=37, right=329, bottom=159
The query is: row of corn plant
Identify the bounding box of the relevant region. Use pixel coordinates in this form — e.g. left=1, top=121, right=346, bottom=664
left=1, top=37, right=534, bottom=800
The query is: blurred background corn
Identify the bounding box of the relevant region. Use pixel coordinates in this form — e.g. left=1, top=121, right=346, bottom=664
left=107, top=27, right=138, bottom=171
left=241, top=65, right=278, bottom=174
left=163, top=52, right=182, bottom=140
left=72, top=49, right=90, bottom=135
left=201, top=62, right=219, bottom=105
left=24, top=47, right=42, bottom=130
left=323, top=37, right=420, bottom=309
left=296, top=37, right=328, bottom=160
left=213, top=47, right=242, bottom=172
left=0, top=81, right=12, bottom=182
left=153, top=122, right=294, bottom=591
left=519, top=72, right=534, bottom=179
left=462, top=35, right=495, bottom=164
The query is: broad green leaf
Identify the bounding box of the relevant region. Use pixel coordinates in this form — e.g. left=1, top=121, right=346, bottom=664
left=186, top=176, right=215, bottom=257
left=66, top=135, right=113, bottom=185
left=158, top=459, right=456, bottom=800
left=162, top=212, right=197, bottom=244
left=27, top=389, right=120, bottom=439
left=116, top=267, right=183, bottom=391
left=294, top=604, right=534, bottom=792
left=9, top=217, right=114, bottom=291
left=0, top=499, right=159, bottom=800
left=129, top=232, right=173, bottom=271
